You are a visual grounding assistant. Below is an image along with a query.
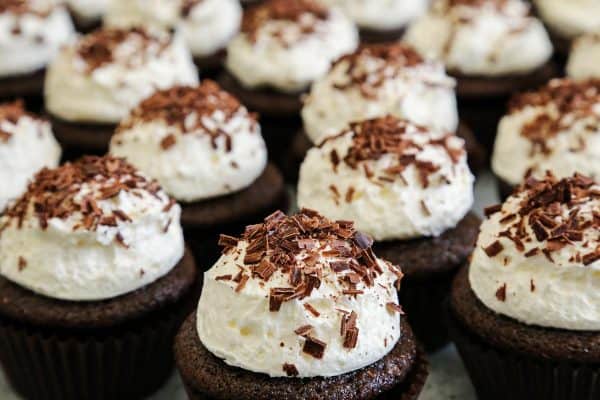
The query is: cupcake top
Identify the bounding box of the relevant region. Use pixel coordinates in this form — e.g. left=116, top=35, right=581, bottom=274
left=226, top=0, right=358, bottom=93
left=469, top=173, right=600, bottom=330
left=45, top=27, right=198, bottom=124
left=0, top=100, right=61, bottom=212
left=110, top=81, right=267, bottom=203
left=0, top=156, right=184, bottom=301
left=105, top=0, right=242, bottom=58
left=297, top=116, right=474, bottom=241
left=302, top=42, right=458, bottom=145
left=0, top=0, right=75, bottom=78
left=66, top=0, right=107, bottom=23
left=404, top=0, right=553, bottom=76
left=492, top=79, right=600, bottom=186
left=197, top=209, right=404, bottom=378
left=316, top=0, right=428, bottom=32
left=567, top=33, right=600, bottom=80
left=533, top=0, right=600, bottom=40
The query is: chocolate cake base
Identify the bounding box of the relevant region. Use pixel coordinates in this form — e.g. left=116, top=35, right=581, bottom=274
left=69, top=14, right=101, bottom=34
left=455, top=61, right=559, bottom=152
left=284, top=123, right=487, bottom=183
left=359, top=27, right=406, bottom=44
left=0, top=69, right=45, bottom=111
left=48, top=113, right=116, bottom=160
left=175, top=314, right=429, bottom=400
left=195, top=50, right=226, bottom=79
left=374, top=212, right=481, bottom=351
left=182, top=163, right=289, bottom=269
left=448, top=266, right=600, bottom=400
left=0, top=250, right=198, bottom=400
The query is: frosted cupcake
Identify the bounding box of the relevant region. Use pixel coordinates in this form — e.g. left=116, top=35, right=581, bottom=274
left=404, top=0, right=556, bottom=150
left=66, top=0, right=107, bottom=32
left=298, top=116, right=479, bottom=349
left=0, top=155, right=197, bottom=400
left=0, top=100, right=61, bottom=212
left=492, top=79, right=600, bottom=198
left=317, top=0, right=429, bottom=43
left=567, top=33, right=600, bottom=80
left=105, top=0, right=242, bottom=73
left=175, top=209, right=428, bottom=399
left=110, top=81, right=288, bottom=265
left=0, top=0, right=75, bottom=106
left=45, top=27, right=198, bottom=156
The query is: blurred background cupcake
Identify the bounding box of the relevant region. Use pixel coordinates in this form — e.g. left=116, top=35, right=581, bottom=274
left=0, top=0, right=75, bottom=109
left=104, top=0, right=242, bottom=74
left=492, top=79, right=600, bottom=198
left=404, top=0, right=556, bottom=153
left=317, top=0, right=429, bottom=43
left=65, top=0, right=107, bottom=32
left=297, top=116, right=480, bottom=350
left=110, top=81, right=288, bottom=267
left=45, top=27, right=198, bottom=158
left=567, top=33, right=600, bottom=80
left=219, top=0, right=358, bottom=156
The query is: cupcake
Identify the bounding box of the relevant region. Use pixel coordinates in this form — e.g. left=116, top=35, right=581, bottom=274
left=0, top=0, right=75, bottom=108
left=316, top=0, right=428, bottom=43
left=66, top=0, right=107, bottom=32
left=44, top=27, right=198, bottom=157
left=0, top=100, right=61, bottom=213
left=175, top=209, right=428, bottom=399
left=448, top=173, right=600, bottom=400
left=110, top=81, right=288, bottom=266
left=0, top=155, right=197, bottom=400
left=533, top=0, right=600, bottom=55
left=404, top=0, right=556, bottom=151
left=492, top=79, right=600, bottom=199
left=297, top=116, right=480, bottom=350
left=219, top=0, right=358, bottom=153
left=288, top=42, right=486, bottom=182
left=567, top=33, right=600, bottom=80
left=105, top=0, right=242, bottom=73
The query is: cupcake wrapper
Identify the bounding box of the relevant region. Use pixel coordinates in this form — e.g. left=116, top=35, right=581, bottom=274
left=400, top=270, right=457, bottom=352
left=0, top=307, right=187, bottom=400
left=447, top=305, right=600, bottom=400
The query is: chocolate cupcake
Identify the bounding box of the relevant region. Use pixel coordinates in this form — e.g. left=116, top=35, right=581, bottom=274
left=288, top=42, right=485, bottom=181
left=0, top=100, right=61, bottom=213
left=567, top=33, right=600, bottom=80
left=175, top=209, right=428, bottom=399
left=110, top=81, right=287, bottom=267
left=492, top=79, right=600, bottom=199
left=0, top=155, right=197, bottom=400
left=0, top=0, right=75, bottom=108
left=219, top=0, right=358, bottom=154
left=404, top=0, right=556, bottom=151
left=448, top=173, right=600, bottom=400
left=297, top=116, right=479, bottom=350
left=44, top=27, right=198, bottom=158
left=317, top=0, right=428, bottom=43
left=66, top=0, right=107, bottom=32
left=104, top=0, right=242, bottom=74
left=533, top=0, right=600, bottom=56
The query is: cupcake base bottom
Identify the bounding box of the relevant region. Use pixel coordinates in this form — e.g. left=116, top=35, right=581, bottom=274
left=359, top=27, right=406, bottom=44
left=0, top=69, right=45, bottom=112
left=48, top=113, right=115, bottom=161
left=194, top=50, right=226, bottom=79
left=175, top=313, right=429, bottom=400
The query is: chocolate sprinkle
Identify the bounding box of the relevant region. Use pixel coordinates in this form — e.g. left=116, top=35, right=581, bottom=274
left=282, top=363, right=299, bottom=377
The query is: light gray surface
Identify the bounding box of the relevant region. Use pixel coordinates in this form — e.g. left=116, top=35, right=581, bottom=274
left=0, top=171, right=497, bottom=400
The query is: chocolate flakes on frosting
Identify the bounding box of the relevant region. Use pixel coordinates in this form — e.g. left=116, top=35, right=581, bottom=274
left=0, top=0, right=53, bottom=16
left=0, top=100, right=36, bottom=143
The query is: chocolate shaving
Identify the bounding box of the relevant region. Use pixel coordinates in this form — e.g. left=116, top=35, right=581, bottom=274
left=484, top=241, right=504, bottom=258
left=282, top=363, right=299, bottom=377
left=496, top=283, right=507, bottom=302
left=302, top=336, right=327, bottom=359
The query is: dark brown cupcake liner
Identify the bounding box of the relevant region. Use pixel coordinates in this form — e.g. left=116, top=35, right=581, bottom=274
left=0, top=69, right=45, bottom=112
left=48, top=113, right=116, bottom=161
left=359, top=27, right=406, bottom=44
left=447, top=304, right=600, bottom=400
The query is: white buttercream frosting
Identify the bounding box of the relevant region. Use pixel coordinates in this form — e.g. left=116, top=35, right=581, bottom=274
left=45, top=27, right=198, bottom=124
left=0, top=156, right=184, bottom=301
left=317, top=0, right=428, bottom=31
left=567, top=34, right=600, bottom=80
left=492, top=79, right=600, bottom=186
left=0, top=102, right=61, bottom=212
left=0, top=0, right=75, bottom=78
left=196, top=210, right=403, bottom=378
left=469, top=174, right=600, bottom=331
left=105, top=0, right=242, bottom=58
left=298, top=116, right=474, bottom=241
left=302, top=43, right=458, bottom=145
left=110, top=82, right=267, bottom=202
left=533, top=0, right=600, bottom=39
left=66, top=0, right=107, bottom=23
left=404, top=0, right=553, bottom=76
left=226, top=0, right=358, bottom=93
